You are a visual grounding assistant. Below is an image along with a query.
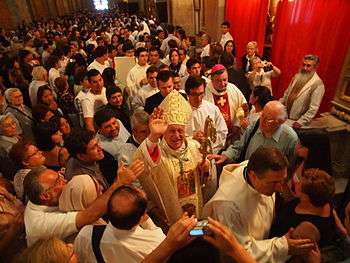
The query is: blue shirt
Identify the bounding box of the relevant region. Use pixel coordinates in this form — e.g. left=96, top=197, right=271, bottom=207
left=222, top=120, right=298, bottom=163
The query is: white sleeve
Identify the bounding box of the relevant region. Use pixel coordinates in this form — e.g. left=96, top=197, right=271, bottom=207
left=233, top=89, right=247, bottom=126
left=131, top=91, right=145, bottom=111
left=210, top=202, right=289, bottom=263
left=297, top=82, right=325, bottom=126
left=74, top=226, right=95, bottom=263
left=26, top=211, right=78, bottom=246
left=80, top=98, right=95, bottom=118
left=140, top=217, right=160, bottom=230
left=126, top=70, right=137, bottom=96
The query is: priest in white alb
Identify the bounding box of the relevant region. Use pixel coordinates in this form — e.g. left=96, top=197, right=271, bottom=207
left=134, top=90, right=214, bottom=226
left=203, top=146, right=315, bottom=263
left=184, top=75, right=227, bottom=154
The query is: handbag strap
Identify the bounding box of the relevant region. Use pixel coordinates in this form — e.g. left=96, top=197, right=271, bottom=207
left=238, top=119, right=260, bottom=162
left=91, top=224, right=107, bottom=263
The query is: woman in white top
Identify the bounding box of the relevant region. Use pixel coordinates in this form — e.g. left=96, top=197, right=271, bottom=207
left=246, top=57, right=281, bottom=94
left=46, top=55, right=61, bottom=90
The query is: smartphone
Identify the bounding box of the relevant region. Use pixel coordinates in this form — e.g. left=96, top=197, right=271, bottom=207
left=189, top=219, right=209, bottom=236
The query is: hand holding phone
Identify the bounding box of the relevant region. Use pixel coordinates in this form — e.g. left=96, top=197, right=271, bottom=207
left=189, top=219, right=211, bottom=236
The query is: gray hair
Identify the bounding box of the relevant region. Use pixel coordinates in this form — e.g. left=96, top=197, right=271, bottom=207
left=0, top=113, right=16, bottom=135
left=131, top=110, right=150, bottom=131
left=0, top=112, right=14, bottom=125
left=201, top=34, right=211, bottom=44
left=23, top=166, right=48, bottom=205
left=32, top=66, right=47, bottom=81
left=264, top=100, right=288, bottom=121
left=4, top=88, right=21, bottom=105
left=304, top=54, right=320, bottom=66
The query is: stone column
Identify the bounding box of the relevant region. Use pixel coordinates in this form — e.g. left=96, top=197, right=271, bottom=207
left=0, top=1, right=15, bottom=29
left=168, top=0, right=195, bottom=35
left=201, top=0, right=225, bottom=41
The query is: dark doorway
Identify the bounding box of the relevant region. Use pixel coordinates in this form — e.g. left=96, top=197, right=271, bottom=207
left=156, top=1, right=168, bottom=23
left=128, top=3, right=139, bottom=13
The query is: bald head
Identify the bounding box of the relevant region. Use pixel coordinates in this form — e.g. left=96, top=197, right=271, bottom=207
left=263, top=101, right=287, bottom=121
left=260, top=101, right=287, bottom=136
left=107, top=186, right=147, bottom=230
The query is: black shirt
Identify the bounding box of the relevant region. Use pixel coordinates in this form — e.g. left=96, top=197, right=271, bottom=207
left=269, top=199, right=335, bottom=247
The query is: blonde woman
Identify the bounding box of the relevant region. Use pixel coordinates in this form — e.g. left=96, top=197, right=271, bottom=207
left=242, top=41, right=259, bottom=73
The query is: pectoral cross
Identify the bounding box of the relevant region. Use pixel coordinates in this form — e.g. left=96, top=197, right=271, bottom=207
left=217, top=96, right=227, bottom=107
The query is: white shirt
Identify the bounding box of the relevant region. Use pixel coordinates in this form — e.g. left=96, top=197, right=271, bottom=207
left=48, top=68, right=60, bottom=89
left=29, top=80, right=48, bottom=106
left=247, top=69, right=275, bottom=93
left=87, top=59, right=110, bottom=74
left=131, top=84, right=159, bottom=111
left=220, top=32, right=233, bottom=48
left=126, top=63, right=150, bottom=97
left=86, top=38, right=98, bottom=48
left=160, top=34, right=181, bottom=56
left=247, top=106, right=261, bottom=125
left=59, top=56, right=69, bottom=75
left=200, top=44, right=210, bottom=58
left=74, top=218, right=165, bottom=263
left=24, top=201, right=78, bottom=246
left=186, top=100, right=228, bottom=154
left=203, top=162, right=289, bottom=263
left=76, top=87, right=107, bottom=118
left=96, top=121, right=132, bottom=162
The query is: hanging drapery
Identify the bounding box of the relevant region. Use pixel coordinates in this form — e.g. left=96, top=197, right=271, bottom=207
left=225, top=0, right=269, bottom=68
left=271, top=0, right=350, bottom=112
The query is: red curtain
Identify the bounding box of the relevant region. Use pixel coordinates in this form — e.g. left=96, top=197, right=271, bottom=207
left=225, top=0, right=269, bottom=68
left=271, top=0, right=350, bottom=112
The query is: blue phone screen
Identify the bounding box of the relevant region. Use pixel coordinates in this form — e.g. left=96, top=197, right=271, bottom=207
left=189, top=229, right=204, bottom=236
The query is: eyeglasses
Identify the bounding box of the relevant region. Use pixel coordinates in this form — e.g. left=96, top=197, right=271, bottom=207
left=43, top=173, right=66, bottom=193
left=25, top=149, right=42, bottom=160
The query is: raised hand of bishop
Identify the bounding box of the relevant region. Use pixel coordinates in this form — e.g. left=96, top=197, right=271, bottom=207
left=149, top=107, right=168, bottom=142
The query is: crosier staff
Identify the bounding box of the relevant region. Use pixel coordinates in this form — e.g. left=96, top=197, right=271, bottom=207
left=199, top=116, right=216, bottom=187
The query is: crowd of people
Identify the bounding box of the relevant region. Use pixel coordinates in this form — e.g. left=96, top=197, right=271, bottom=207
left=0, top=8, right=349, bottom=263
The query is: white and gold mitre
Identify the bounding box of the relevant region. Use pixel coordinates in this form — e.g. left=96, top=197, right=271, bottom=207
left=159, top=90, right=192, bottom=125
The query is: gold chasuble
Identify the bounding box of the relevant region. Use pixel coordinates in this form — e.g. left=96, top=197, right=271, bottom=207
left=134, top=90, right=210, bottom=224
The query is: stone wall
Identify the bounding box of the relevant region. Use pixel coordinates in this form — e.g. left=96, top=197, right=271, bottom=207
left=166, top=0, right=225, bottom=39
left=0, top=0, right=94, bottom=29
left=168, top=0, right=195, bottom=35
